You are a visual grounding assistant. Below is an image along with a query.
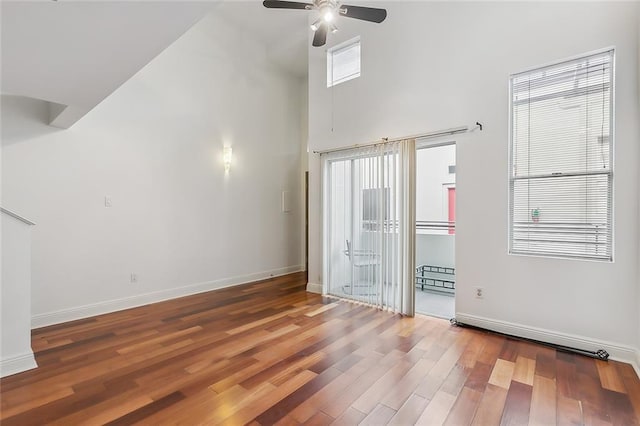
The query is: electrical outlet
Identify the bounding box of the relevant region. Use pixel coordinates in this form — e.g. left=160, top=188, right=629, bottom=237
left=474, top=287, right=484, bottom=299
left=130, top=273, right=138, bottom=283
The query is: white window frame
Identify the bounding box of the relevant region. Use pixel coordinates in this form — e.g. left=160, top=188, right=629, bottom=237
left=327, top=36, right=361, bottom=88
left=507, top=48, right=615, bottom=262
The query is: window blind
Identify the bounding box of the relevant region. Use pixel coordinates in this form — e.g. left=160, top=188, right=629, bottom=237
left=509, top=49, right=614, bottom=261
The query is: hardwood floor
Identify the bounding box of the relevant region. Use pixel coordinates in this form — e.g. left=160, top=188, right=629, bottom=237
left=1, top=272, right=639, bottom=425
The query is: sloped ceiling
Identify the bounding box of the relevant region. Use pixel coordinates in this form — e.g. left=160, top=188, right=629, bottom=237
left=215, top=2, right=309, bottom=78
left=1, top=1, right=215, bottom=128
left=1, top=1, right=310, bottom=129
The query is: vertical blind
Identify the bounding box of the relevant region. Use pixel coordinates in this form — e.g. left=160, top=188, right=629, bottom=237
left=509, top=49, right=614, bottom=261
left=322, top=139, right=416, bottom=315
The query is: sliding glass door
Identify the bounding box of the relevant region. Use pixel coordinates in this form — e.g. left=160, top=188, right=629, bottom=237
left=322, top=141, right=416, bottom=315
left=414, top=142, right=456, bottom=319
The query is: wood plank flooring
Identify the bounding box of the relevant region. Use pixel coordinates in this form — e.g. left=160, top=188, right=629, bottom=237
left=1, top=272, right=639, bottom=425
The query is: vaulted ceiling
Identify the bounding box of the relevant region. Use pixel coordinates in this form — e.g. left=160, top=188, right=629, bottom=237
left=1, top=1, right=309, bottom=129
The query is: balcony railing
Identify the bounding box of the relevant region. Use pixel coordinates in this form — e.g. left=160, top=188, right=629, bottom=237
left=362, top=220, right=456, bottom=233
left=416, top=220, right=455, bottom=234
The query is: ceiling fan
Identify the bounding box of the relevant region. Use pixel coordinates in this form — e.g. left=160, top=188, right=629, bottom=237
left=263, top=0, right=387, bottom=47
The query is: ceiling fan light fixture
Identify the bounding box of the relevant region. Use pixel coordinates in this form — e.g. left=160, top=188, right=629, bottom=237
left=322, top=7, right=335, bottom=22
left=263, top=0, right=387, bottom=47
left=310, top=18, right=322, bottom=31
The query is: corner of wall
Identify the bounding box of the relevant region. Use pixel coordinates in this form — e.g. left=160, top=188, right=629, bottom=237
left=637, top=0, right=640, bottom=381
left=306, top=282, right=322, bottom=294
left=5, top=14, right=307, bottom=322
left=0, top=352, right=37, bottom=378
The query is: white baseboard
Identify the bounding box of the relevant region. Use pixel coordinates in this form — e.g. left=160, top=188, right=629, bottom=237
left=306, top=282, right=323, bottom=294
left=32, top=265, right=304, bottom=329
left=1, top=352, right=37, bottom=378
left=455, top=313, right=639, bottom=372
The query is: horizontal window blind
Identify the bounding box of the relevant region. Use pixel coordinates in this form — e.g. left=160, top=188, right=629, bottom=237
left=509, top=49, right=614, bottom=261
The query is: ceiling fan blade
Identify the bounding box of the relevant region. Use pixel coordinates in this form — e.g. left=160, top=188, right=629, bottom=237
left=263, top=0, right=313, bottom=10
left=340, top=5, right=387, bottom=23
left=312, top=24, right=328, bottom=47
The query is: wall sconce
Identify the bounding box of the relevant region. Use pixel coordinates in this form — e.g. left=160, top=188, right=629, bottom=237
left=223, top=146, right=232, bottom=172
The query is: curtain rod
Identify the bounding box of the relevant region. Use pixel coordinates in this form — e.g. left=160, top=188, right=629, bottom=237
left=312, top=124, right=482, bottom=155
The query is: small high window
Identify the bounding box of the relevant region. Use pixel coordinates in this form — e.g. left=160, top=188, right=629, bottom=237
left=327, top=37, right=360, bottom=87
left=508, top=49, right=614, bottom=261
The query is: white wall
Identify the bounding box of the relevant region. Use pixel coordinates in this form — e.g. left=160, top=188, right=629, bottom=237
left=308, top=2, right=639, bottom=359
left=416, top=144, right=455, bottom=223
left=1, top=12, right=304, bottom=326
left=637, top=2, right=640, bottom=365
left=300, top=77, right=309, bottom=272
